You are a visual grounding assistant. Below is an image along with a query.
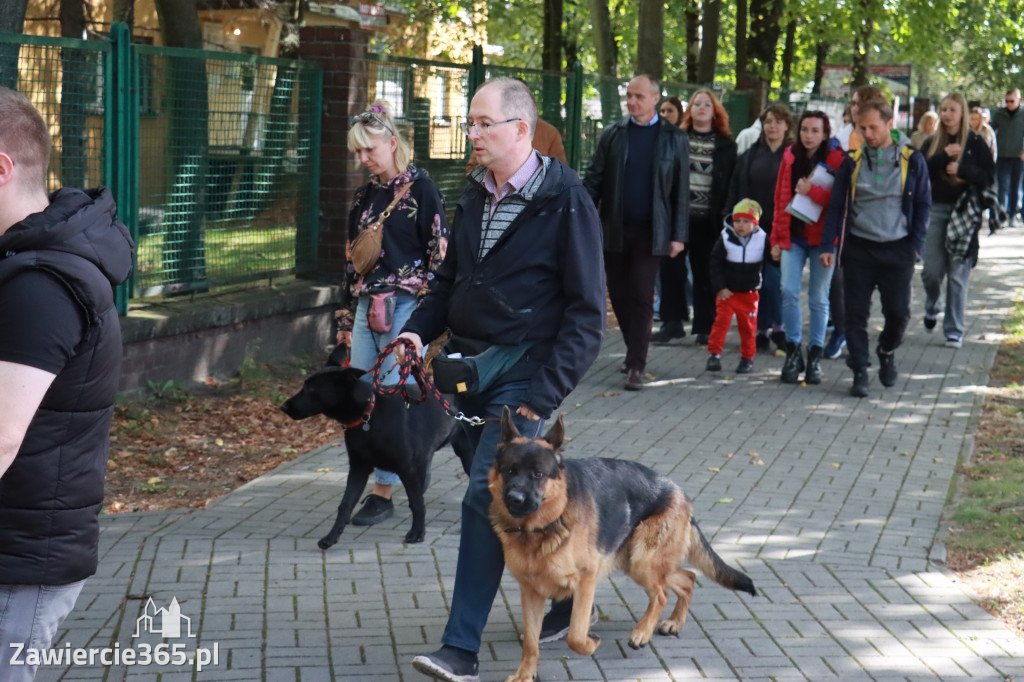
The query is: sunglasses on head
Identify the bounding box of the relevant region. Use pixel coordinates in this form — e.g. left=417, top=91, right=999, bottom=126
left=350, top=112, right=395, bottom=136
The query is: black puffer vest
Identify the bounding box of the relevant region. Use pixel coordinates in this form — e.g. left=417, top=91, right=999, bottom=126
left=0, top=187, right=134, bottom=585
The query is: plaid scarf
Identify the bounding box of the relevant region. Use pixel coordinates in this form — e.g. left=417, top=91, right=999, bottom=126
left=946, top=182, right=1004, bottom=265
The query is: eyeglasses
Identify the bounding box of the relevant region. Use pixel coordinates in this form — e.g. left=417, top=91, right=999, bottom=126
left=350, top=112, right=395, bottom=136
left=460, top=118, right=521, bottom=136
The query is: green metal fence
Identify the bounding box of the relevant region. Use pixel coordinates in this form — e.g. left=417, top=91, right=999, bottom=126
left=1, top=25, right=322, bottom=309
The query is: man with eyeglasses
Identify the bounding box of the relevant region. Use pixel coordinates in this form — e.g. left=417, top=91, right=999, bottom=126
left=400, top=77, right=605, bottom=682
left=991, top=88, right=1024, bottom=227
left=582, top=73, right=689, bottom=391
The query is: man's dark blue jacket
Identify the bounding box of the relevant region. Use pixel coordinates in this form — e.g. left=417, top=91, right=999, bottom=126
left=403, top=158, right=605, bottom=419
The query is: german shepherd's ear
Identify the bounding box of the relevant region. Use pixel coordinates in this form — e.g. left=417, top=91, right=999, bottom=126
left=543, top=414, right=565, bottom=452
left=500, top=405, right=521, bottom=443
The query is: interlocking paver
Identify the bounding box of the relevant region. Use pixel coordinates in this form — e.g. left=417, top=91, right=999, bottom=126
left=33, top=231, right=1024, bottom=680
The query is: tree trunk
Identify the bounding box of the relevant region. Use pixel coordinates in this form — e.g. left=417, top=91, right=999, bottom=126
left=736, top=0, right=783, bottom=115
left=0, top=0, right=29, bottom=88
left=685, top=0, right=700, bottom=83
left=637, top=0, right=664, bottom=80
left=541, top=0, right=563, bottom=126
left=812, top=41, right=830, bottom=95
left=60, top=0, right=88, bottom=189
left=735, top=0, right=748, bottom=79
left=589, top=0, right=620, bottom=122
left=154, top=0, right=209, bottom=290
left=780, top=20, right=796, bottom=91
left=697, top=0, right=720, bottom=84
left=851, top=0, right=874, bottom=86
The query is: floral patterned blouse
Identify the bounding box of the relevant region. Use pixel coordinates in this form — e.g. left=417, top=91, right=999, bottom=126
left=337, top=166, right=448, bottom=332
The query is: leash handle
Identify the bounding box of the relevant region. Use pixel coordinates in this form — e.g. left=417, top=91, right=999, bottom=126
left=368, top=338, right=485, bottom=427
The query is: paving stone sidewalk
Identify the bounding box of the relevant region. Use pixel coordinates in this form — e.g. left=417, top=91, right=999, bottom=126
left=38, top=230, right=1024, bottom=682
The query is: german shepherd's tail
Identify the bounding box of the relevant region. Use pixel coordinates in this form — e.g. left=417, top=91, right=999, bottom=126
left=686, top=519, right=757, bottom=597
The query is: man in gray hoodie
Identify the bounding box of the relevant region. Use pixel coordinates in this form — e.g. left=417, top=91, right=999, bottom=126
left=821, top=97, right=931, bottom=398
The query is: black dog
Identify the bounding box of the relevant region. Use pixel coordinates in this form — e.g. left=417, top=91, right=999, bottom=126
left=280, top=348, right=474, bottom=548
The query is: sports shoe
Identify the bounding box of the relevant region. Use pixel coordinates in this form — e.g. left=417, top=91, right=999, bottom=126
left=823, top=331, right=846, bottom=359
left=350, top=494, right=394, bottom=526
left=736, top=358, right=754, bottom=374
left=624, top=369, right=644, bottom=391
left=756, top=333, right=771, bottom=351
left=695, top=333, right=709, bottom=346
left=877, top=349, right=898, bottom=387
left=412, top=646, right=480, bottom=682
left=706, top=354, right=722, bottom=372
left=650, top=322, right=686, bottom=344
left=850, top=369, right=870, bottom=397
left=538, top=601, right=599, bottom=644
left=924, top=315, right=937, bottom=332
left=945, top=336, right=963, bottom=349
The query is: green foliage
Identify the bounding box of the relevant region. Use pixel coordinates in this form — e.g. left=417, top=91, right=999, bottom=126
left=147, top=379, right=186, bottom=401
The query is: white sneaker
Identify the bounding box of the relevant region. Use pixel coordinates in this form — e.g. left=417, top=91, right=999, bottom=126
left=945, top=336, right=963, bottom=349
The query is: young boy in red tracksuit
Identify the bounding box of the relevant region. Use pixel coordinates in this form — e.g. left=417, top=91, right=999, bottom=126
left=706, top=199, right=766, bottom=374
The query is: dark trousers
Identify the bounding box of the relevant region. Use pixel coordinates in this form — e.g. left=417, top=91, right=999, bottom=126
left=658, top=251, right=690, bottom=325
left=441, top=380, right=543, bottom=653
left=829, top=264, right=845, bottom=331
left=842, top=235, right=915, bottom=371
left=996, top=157, right=1024, bottom=217
left=605, top=223, right=661, bottom=371
left=686, top=214, right=718, bottom=336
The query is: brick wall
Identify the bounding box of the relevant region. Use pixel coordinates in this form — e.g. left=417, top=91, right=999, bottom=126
left=298, top=26, right=370, bottom=279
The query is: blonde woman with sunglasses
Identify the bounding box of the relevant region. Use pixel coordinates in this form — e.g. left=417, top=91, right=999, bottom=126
left=338, top=100, right=449, bottom=525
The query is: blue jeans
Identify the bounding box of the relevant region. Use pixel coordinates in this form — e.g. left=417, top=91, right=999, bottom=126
left=441, top=379, right=542, bottom=653
left=780, top=242, right=836, bottom=348
left=996, top=158, right=1024, bottom=218
left=757, top=262, right=782, bottom=332
left=0, top=580, right=85, bottom=682
left=351, top=291, right=420, bottom=487
left=921, top=203, right=972, bottom=339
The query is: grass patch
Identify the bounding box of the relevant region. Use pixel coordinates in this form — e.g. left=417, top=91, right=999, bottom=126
left=944, top=291, right=1024, bottom=636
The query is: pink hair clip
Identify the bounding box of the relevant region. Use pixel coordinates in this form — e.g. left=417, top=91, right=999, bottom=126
left=368, top=103, right=387, bottom=115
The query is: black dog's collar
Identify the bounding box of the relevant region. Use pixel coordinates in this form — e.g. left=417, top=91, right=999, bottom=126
left=341, top=393, right=375, bottom=431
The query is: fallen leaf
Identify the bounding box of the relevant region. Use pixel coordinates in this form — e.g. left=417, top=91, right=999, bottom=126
left=726, top=452, right=734, bottom=458
left=708, top=466, right=721, bottom=473
left=752, top=459, right=764, bottom=466
left=215, top=438, right=224, bottom=447
left=718, top=498, right=733, bottom=503
left=829, top=462, right=841, bottom=468
left=147, top=477, right=162, bottom=485
left=316, top=467, right=330, bottom=473
left=748, top=450, right=759, bottom=457
left=933, top=457, right=943, bottom=463
left=900, top=451, right=913, bottom=457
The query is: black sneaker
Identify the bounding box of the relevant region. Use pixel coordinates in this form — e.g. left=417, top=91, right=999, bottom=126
left=412, top=646, right=480, bottom=682
left=756, top=334, right=771, bottom=351
left=770, top=330, right=788, bottom=352
left=924, top=316, right=937, bottom=332
left=537, top=602, right=599, bottom=644
left=651, top=322, right=686, bottom=344
left=695, top=333, right=709, bottom=346
left=736, top=358, right=754, bottom=374
left=350, top=494, right=394, bottom=526
left=877, top=349, right=898, bottom=387
left=706, top=355, right=722, bottom=372
left=850, top=369, right=870, bottom=397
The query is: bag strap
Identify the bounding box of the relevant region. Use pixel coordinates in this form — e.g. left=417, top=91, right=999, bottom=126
left=365, top=181, right=414, bottom=234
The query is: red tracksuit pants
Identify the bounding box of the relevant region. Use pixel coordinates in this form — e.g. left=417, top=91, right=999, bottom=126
left=708, top=291, right=759, bottom=360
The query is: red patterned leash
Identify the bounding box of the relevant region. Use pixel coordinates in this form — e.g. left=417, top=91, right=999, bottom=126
left=366, top=338, right=486, bottom=428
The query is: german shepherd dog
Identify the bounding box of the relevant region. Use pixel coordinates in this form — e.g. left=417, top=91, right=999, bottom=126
left=280, top=348, right=474, bottom=548
left=489, top=407, right=757, bottom=682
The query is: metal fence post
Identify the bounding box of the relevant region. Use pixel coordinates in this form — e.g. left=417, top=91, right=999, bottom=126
left=109, top=22, right=137, bottom=313
left=306, top=65, right=323, bottom=273
left=468, top=44, right=484, bottom=105
left=565, top=62, right=583, bottom=171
